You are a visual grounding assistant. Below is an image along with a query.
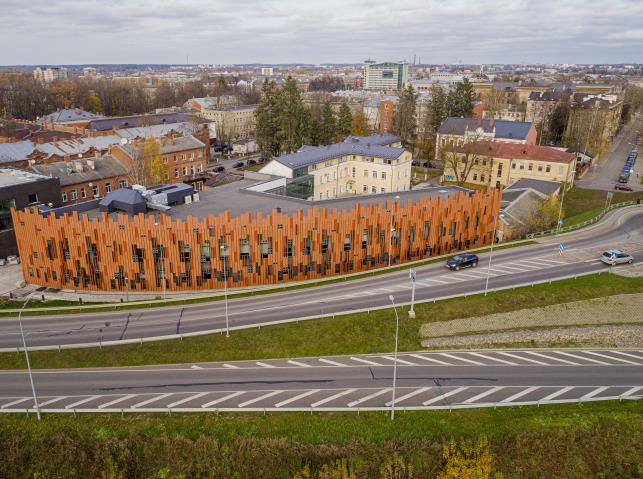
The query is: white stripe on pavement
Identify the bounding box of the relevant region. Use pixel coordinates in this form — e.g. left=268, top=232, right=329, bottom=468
left=287, top=360, right=311, bottom=367
left=311, top=389, right=357, bottom=408
left=1, top=397, right=32, bottom=408
left=65, top=396, right=99, bottom=409
left=37, top=396, right=67, bottom=407
left=621, top=386, right=643, bottom=397
left=530, top=257, right=566, bottom=265
left=275, top=390, right=320, bottom=408
left=348, top=388, right=392, bottom=407
left=496, top=351, right=548, bottom=365
left=417, top=278, right=449, bottom=285
left=256, top=362, right=276, bottom=368
left=379, top=355, right=416, bottom=366
left=423, top=387, right=469, bottom=406
left=467, top=352, right=518, bottom=365
left=131, top=393, right=172, bottom=409
left=540, top=387, right=574, bottom=401
left=438, top=353, right=485, bottom=365
left=223, top=363, right=239, bottom=369
left=201, top=391, right=245, bottom=408
left=524, top=351, right=579, bottom=365
left=408, top=354, right=452, bottom=365
left=505, top=262, right=543, bottom=270
left=449, top=272, right=484, bottom=280
left=554, top=351, right=609, bottom=365
left=607, top=350, right=643, bottom=362
left=238, top=390, right=282, bottom=408
left=463, top=387, right=504, bottom=404
left=581, top=386, right=610, bottom=399
left=501, top=387, right=540, bottom=403
left=582, top=350, right=642, bottom=365
left=385, top=387, right=431, bottom=406
left=98, top=394, right=136, bottom=409
left=167, top=392, right=209, bottom=408
left=318, top=358, right=347, bottom=367
left=350, top=356, right=383, bottom=366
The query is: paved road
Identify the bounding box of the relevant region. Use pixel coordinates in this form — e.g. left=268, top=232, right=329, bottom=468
left=1, top=349, right=641, bottom=412
left=576, top=111, right=642, bottom=192
left=1, top=207, right=641, bottom=351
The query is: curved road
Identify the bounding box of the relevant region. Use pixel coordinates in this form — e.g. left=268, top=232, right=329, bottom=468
left=1, top=207, right=642, bottom=351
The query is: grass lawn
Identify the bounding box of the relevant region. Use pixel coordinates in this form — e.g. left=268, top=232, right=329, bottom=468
left=411, top=166, right=442, bottom=185
left=2, top=273, right=640, bottom=370
left=563, top=187, right=641, bottom=219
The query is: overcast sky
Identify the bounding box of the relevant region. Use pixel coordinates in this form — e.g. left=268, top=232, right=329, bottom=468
left=1, top=0, right=641, bottom=65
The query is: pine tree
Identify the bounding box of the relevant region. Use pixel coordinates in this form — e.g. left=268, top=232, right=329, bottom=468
left=391, top=85, right=418, bottom=148
left=337, top=102, right=352, bottom=139
left=320, top=102, right=337, bottom=145
left=255, top=80, right=280, bottom=157
left=276, top=77, right=308, bottom=153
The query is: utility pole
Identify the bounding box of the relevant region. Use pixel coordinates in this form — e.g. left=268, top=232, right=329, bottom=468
left=388, top=295, right=400, bottom=420
left=408, top=269, right=416, bottom=318
left=17, top=291, right=41, bottom=420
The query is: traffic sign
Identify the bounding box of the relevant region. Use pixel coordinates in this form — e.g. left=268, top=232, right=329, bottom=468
left=409, top=269, right=416, bottom=283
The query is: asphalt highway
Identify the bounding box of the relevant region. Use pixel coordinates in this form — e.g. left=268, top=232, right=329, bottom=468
left=1, top=207, right=641, bottom=350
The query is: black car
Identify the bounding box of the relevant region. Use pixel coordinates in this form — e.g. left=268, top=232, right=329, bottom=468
left=233, top=161, right=245, bottom=168
left=212, top=165, right=225, bottom=173
left=445, top=253, right=479, bottom=271
left=247, top=159, right=257, bottom=165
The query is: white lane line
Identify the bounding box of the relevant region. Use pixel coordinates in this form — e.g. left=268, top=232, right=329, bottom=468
left=348, top=388, right=392, bottom=407
left=608, top=350, right=643, bottom=361
left=256, top=362, right=276, bottom=368
left=418, top=278, right=448, bottom=285
left=408, top=353, right=452, bottom=365
left=287, top=360, right=311, bottom=368
left=517, top=259, right=558, bottom=267
left=131, top=393, right=172, bottom=409
left=98, top=394, right=136, bottom=409
left=501, top=387, right=540, bottom=403
left=167, top=392, right=209, bottom=408
left=582, top=350, right=642, bottom=365
left=554, top=351, right=609, bottom=365
left=318, top=358, right=347, bottom=367
left=496, top=351, right=548, bottom=365
left=65, top=396, right=99, bottom=409
left=492, top=264, right=531, bottom=272
left=449, top=272, right=483, bottom=280
left=540, top=386, right=574, bottom=401
left=423, top=387, right=469, bottom=406
left=275, top=390, right=320, bottom=408
left=37, top=396, right=67, bottom=407
left=489, top=266, right=525, bottom=274
left=524, top=351, right=579, bottom=365
left=238, top=390, right=282, bottom=408
left=378, top=288, right=395, bottom=292
left=440, top=275, right=466, bottom=282
left=581, top=386, right=611, bottom=399
left=395, top=285, right=412, bottom=290
left=462, top=387, right=504, bottom=404
left=311, top=389, right=357, bottom=408
left=385, top=387, right=431, bottom=406
left=467, top=352, right=518, bottom=365
left=350, top=356, right=383, bottom=366
left=379, top=355, right=416, bottom=366
left=621, top=386, right=643, bottom=397
left=1, top=397, right=32, bottom=408
left=191, top=365, right=203, bottom=370
left=223, top=363, right=239, bottom=369
left=505, top=262, right=543, bottom=270
left=201, top=391, right=245, bottom=408
left=438, top=353, right=485, bottom=365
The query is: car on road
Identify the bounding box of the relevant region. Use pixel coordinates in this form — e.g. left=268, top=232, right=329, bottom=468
left=600, top=249, right=634, bottom=266
left=247, top=159, right=257, bottom=165
left=614, top=183, right=633, bottom=191
left=446, top=253, right=479, bottom=270
left=211, top=165, right=225, bottom=173
left=233, top=161, right=245, bottom=168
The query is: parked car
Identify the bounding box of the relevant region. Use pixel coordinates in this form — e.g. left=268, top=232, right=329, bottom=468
left=412, top=160, right=420, bottom=166
left=233, top=161, right=245, bottom=168
left=212, top=165, right=225, bottom=173
left=247, top=159, right=257, bottom=165
left=614, top=184, right=633, bottom=191
left=600, top=249, right=634, bottom=265
left=445, top=253, right=479, bottom=271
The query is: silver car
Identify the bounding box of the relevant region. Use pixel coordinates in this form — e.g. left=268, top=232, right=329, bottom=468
left=601, top=250, right=634, bottom=265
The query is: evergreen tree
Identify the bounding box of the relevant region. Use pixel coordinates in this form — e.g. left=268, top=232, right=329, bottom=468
left=276, top=77, right=308, bottom=153
left=320, top=102, right=337, bottom=145
left=255, top=79, right=280, bottom=157
left=391, top=85, right=418, bottom=148
left=429, top=85, right=447, bottom=131
left=337, top=102, right=352, bottom=139
left=446, top=78, right=475, bottom=117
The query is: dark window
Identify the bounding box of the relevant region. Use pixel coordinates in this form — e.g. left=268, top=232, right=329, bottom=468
left=27, top=193, right=38, bottom=204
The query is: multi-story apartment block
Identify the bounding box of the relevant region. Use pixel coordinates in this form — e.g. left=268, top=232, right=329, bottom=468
left=191, top=104, right=257, bottom=141
left=363, top=60, right=408, bottom=91
left=33, top=66, right=68, bottom=83
left=563, top=93, right=623, bottom=153
left=482, top=104, right=526, bottom=122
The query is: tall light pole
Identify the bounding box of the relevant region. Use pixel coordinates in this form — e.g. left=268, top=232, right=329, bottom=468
left=221, top=244, right=230, bottom=337
left=388, top=295, right=400, bottom=421
left=555, top=180, right=570, bottom=235
left=17, top=291, right=41, bottom=420
left=484, top=212, right=504, bottom=296
left=155, top=215, right=166, bottom=301
left=388, top=195, right=401, bottom=267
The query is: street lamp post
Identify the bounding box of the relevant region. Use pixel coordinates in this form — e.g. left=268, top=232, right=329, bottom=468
left=555, top=181, right=569, bottom=235
left=484, top=212, right=504, bottom=296
left=17, top=292, right=41, bottom=420
left=221, top=245, right=230, bottom=337
left=388, top=195, right=401, bottom=267
left=388, top=295, right=400, bottom=421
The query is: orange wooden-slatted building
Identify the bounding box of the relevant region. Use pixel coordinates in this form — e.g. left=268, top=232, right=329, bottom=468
left=11, top=188, right=501, bottom=292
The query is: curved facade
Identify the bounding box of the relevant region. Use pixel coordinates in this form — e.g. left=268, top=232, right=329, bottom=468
left=12, top=189, right=500, bottom=292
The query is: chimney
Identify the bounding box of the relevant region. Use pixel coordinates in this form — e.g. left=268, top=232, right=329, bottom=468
left=167, top=133, right=174, bottom=145
left=86, top=159, right=95, bottom=170
left=74, top=161, right=84, bottom=173
left=36, top=137, right=44, bottom=144
left=52, top=135, right=59, bottom=142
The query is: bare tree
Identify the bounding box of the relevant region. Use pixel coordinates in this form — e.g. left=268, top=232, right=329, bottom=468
left=439, top=136, right=491, bottom=187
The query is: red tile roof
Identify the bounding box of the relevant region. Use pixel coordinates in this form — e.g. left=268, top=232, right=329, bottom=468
left=457, top=141, right=576, bottom=164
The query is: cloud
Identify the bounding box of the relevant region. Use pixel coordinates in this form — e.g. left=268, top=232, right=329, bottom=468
left=0, top=0, right=641, bottom=64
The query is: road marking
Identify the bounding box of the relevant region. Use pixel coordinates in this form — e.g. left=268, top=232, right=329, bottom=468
left=531, top=257, right=566, bottom=265
left=311, top=389, right=357, bottom=408
left=223, top=363, right=239, bottom=369
left=438, top=353, right=485, bottom=365
left=492, top=264, right=530, bottom=272
left=582, top=350, right=642, bottom=365
left=621, top=386, right=643, bottom=397
left=348, top=388, right=392, bottom=407
left=523, top=351, right=579, bottom=365
left=98, top=394, right=136, bottom=409
left=378, top=288, right=395, bottom=292
left=131, top=393, right=172, bottom=409
left=609, top=350, right=643, bottom=361
left=554, top=351, right=609, bottom=365
left=418, top=278, right=448, bottom=285
left=517, top=259, right=560, bottom=267
left=275, top=390, right=320, bottom=408
left=496, top=351, right=548, bottom=365
left=318, top=358, right=347, bottom=367
left=463, top=387, right=504, bottom=404
left=540, top=387, right=574, bottom=401
left=395, top=285, right=412, bottom=290
left=441, top=275, right=466, bottom=282
left=65, top=396, right=99, bottom=409
left=467, top=352, right=518, bottom=365
left=191, top=365, right=203, bottom=370
left=581, top=386, right=611, bottom=399
left=256, top=362, right=276, bottom=368
left=167, top=392, right=209, bottom=408
left=408, top=353, right=452, bottom=365
left=238, top=390, right=282, bottom=407
left=449, top=272, right=483, bottom=280
left=505, top=262, right=542, bottom=270
left=379, top=355, right=416, bottom=366
left=350, top=356, right=383, bottom=366
left=422, top=387, right=469, bottom=406
left=287, top=360, right=311, bottom=367
left=501, top=387, right=540, bottom=403
left=385, top=387, right=431, bottom=405
left=1, top=397, right=32, bottom=409
left=489, top=266, right=526, bottom=274
left=38, top=396, right=67, bottom=407
left=201, top=391, right=245, bottom=408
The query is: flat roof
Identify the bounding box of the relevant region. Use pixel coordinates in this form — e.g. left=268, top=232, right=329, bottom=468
left=0, top=168, right=52, bottom=188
